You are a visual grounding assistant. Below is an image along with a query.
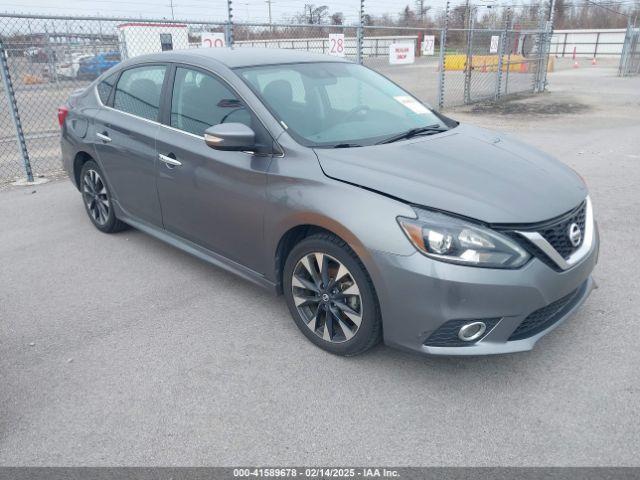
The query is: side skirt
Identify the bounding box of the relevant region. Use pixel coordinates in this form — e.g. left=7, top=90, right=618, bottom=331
left=116, top=209, right=278, bottom=294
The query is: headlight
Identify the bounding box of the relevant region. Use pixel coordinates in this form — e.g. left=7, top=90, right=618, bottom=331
left=398, top=209, right=530, bottom=269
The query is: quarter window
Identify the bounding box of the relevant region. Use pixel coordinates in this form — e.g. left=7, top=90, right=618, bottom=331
left=170, top=67, right=252, bottom=136
left=113, top=65, right=166, bottom=121
left=96, top=71, right=118, bottom=104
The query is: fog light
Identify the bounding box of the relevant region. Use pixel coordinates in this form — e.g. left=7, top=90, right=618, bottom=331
left=458, top=322, right=487, bottom=342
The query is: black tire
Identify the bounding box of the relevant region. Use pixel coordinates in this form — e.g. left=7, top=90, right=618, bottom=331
left=283, top=233, right=382, bottom=356
left=79, top=160, right=128, bottom=233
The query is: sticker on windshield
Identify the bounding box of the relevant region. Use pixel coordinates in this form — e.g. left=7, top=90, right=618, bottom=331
left=393, top=96, right=429, bottom=115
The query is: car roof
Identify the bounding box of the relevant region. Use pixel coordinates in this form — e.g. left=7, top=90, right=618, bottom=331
left=130, top=47, right=350, bottom=69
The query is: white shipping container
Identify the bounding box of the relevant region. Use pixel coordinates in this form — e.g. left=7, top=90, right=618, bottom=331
left=118, top=23, right=189, bottom=59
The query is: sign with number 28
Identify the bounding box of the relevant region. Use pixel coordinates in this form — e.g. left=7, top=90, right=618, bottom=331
left=328, top=34, right=345, bottom=57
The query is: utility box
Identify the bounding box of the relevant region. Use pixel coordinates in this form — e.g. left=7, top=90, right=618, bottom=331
left=117, top=23, right=189, bottom=59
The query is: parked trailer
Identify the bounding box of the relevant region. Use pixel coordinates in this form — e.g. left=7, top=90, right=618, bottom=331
left=118, top=23, right=189, bottom=59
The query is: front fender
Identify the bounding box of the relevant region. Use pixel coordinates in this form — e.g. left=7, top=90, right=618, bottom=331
left=263, top=153, right=417, bottom=286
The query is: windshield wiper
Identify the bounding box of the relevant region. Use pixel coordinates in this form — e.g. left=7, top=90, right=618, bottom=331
left=376, top=124, right=447, bottom=145
left=332, top=143, right=362, bottom=148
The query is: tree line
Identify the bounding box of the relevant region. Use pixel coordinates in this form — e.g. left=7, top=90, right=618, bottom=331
left=289, top=1, right=639, bottom=29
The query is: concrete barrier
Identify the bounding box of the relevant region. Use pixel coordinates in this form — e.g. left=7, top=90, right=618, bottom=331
left=444, top=54, right=554, bottom=73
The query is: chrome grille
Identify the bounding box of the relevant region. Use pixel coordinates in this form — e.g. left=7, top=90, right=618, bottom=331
left=539, top=202, right=586, bottom=259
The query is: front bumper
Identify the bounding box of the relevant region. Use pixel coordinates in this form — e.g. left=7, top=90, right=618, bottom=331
left=369, top=225, right=599, bottom=356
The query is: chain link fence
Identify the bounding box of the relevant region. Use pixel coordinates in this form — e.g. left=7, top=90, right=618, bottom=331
left=439, top=7, right=551, bottom=108
left=361, top=25, right=443, bottom=107
left=0, top=12, right=551, bottom=184
left=619, top=26, right=640, bottom=76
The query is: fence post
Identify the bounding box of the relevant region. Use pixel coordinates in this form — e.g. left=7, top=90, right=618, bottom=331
left=0, top=41, right=34, bottom=183
left=437, top=0, right=450, bottom=110
left=226, top=0, right=234, bottom=46
left=534, top=21, right=550, bottom=92
left=618, top=25, right=631, bottom=76
left=539, top=21, right=553, bottom=89
left=463, top=6, right=474, bottom=104
left=356, top=0, right=364, bottom=64
left=494, top=11, right=510, bottom=101
left=494, top=32, right=506, bottom=100
left=531, top=12, right=545, bottom=93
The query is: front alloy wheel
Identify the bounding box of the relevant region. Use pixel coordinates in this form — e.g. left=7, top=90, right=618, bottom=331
left=283, top=233, right=382, bottom=356
left=291, top=252, right=363, bottom=343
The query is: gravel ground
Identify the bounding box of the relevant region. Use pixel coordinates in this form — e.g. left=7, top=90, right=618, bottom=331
left=1, top=63, right=639, bottom=466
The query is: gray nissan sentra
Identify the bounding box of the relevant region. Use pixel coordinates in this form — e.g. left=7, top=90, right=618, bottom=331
left=59, top=48, right=599, bottom=357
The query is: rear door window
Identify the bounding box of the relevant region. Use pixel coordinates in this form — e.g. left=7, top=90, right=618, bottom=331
left=113, top=65, right=167, bottom=121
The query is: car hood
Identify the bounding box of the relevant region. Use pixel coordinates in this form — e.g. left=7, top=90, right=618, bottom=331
left=313, top=124, right=587, bottom=224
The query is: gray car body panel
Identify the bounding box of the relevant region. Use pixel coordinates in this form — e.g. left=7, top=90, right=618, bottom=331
left=369, top=226, right=598, bottom=353
left=60, top=48, right=598, bottom=356
left=314, top=124, right=588, bottom=224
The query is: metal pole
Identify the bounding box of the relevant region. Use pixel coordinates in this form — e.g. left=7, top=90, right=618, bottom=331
left=266, top=0, right=273, bottom=31
left=437, top=0, right=450, bottom=110
left=0, top=41, right=34, bottom=183
left=226, top=0, right=234, bottom=46
left=618, top=24, right=631, bottom=76
left=532, top=8, right=546, bottom=93
left=357, top=0, right=364, bottom=64
left=495, top=8, right=510, bottom=100
left=43, top=22, right=59, bottom=86
left=539, top=19, right=553, bottom=90
left=463, top=6, right=474, bottom=104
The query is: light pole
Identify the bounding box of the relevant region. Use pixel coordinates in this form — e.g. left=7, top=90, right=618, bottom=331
left=266, top=0, right=273, bottom=26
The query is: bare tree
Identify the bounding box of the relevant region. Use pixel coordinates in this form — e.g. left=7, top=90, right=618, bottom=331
left=291, top=4, right=330, bottom=24
left=330, top=12, right=344, bottom=25
left=415, top=0, right=431, bottom=23
left=400, top=5, right=417, bottom=26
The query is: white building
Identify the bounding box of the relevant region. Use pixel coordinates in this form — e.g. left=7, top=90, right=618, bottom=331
left=117, top=23, right=189, bottom=60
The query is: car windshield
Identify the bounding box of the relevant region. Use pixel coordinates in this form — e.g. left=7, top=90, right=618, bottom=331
left=236, top=62, right=451, bottom=148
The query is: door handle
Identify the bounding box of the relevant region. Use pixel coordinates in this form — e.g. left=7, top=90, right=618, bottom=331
left=158, top=153, right=182, bottom=167
left=96, top=132, right=111, bottom=143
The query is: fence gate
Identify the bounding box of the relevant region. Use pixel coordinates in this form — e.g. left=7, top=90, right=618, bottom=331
left=441, top=24, right=550, bottom=108
left=619, top=27, right=640, bottom=76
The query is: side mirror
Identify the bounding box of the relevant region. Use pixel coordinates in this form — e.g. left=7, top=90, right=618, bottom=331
left=204, top=123, right=256, bottom=151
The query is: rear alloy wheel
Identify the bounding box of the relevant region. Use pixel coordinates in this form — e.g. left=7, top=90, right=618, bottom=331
left=80, top=160, right=128, bottom=233
left=82, top=168, right=110, bottom=226
left=283, top=233, right=382, bottom=356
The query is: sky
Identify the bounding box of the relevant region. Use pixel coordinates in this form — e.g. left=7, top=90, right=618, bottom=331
left=1, top=0, right=472, bottom=25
